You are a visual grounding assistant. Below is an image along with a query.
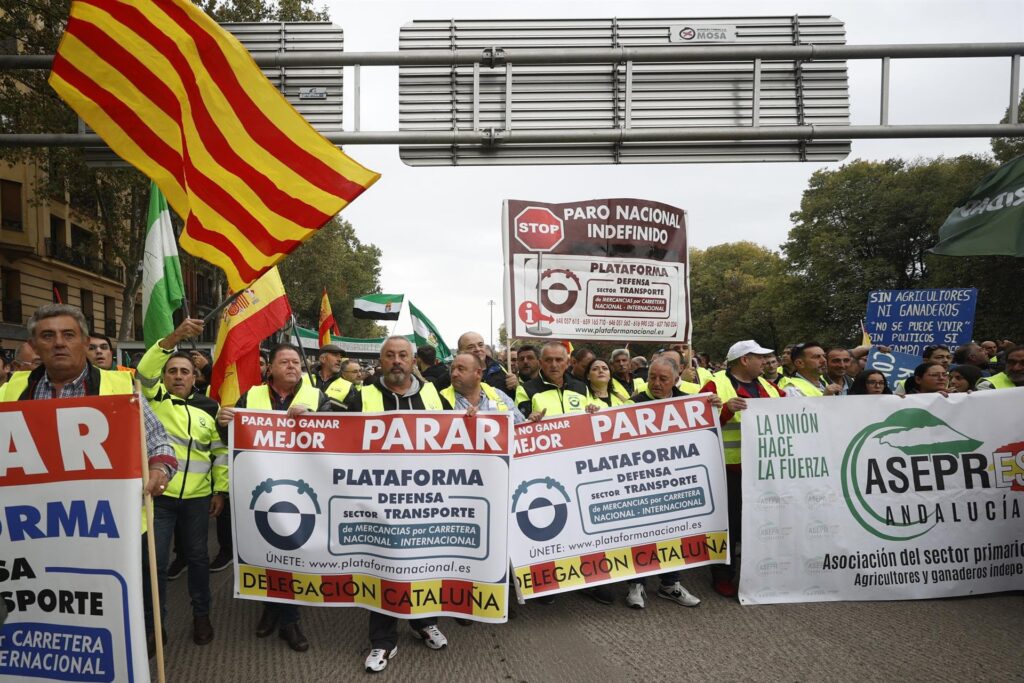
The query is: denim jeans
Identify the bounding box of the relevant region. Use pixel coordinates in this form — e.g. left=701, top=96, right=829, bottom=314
left=143, top=495, right=212, bottom=632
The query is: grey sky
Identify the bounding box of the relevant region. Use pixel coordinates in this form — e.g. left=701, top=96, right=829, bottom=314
left=326, top=0, right=1023, bottom=346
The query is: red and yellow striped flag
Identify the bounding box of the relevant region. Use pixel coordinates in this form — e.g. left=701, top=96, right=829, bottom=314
left=48, top=0, right=380, bottom=291
left=209, top=267, right=291, bottom=407
left=318, top=287, right=339, bottom=347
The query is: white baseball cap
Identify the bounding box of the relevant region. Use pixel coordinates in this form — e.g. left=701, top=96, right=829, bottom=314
left=726, top=340, right=774, bottom=362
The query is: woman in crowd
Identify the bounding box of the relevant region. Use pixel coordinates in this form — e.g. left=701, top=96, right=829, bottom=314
left=850, top=369, right=891, bottom=395
left=585, top=358, right=632, bottom=408
left=948, top=364, right=982, bottom=393
left=907, top=362, right=949, bottom=395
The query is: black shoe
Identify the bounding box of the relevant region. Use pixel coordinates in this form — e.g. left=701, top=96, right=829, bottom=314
left=146, top=629, right=167, bottom=659
left=535, top=594, right=557, bottom=605
left=209, top=551, right=233, bottom=573
left=279, top=622, right=309, bottom=652
left=167, top=556, right=187, bottom=580
left=193, top=615, right=214, bottom=645
left=454, top=618, right=473, bottom=626
left=255, top=605, right=277, bottom=638
left=585, top=585, right=614, bottom=605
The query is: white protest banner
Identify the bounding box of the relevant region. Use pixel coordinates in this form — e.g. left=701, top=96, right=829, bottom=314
left=740, top=390, right=1024, bottom=604
left=509, top=397, right=729, bottom=599
left=0, top=395, right=149, bottom=683
left=503, top=198, right=690, bottom=342
left=230, top=410, right=512, bottom=622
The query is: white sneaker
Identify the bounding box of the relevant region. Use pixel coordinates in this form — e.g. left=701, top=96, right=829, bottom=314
left=657, top=582, right=701, bottom=607
left=625, top=583, right=646, bottom=609
left=412, top=624, right=448, bottom=650
left=365, top=646, right=397, bottom=673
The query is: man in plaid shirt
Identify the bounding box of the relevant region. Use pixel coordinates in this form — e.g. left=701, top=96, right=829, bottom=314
left=0, top=304, right=177, bottom=656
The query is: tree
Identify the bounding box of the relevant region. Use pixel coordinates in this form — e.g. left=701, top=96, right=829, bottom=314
left=689, top=242, right=790, bottom=359
left=0, top=0, right=335, bottom=340
left=991, top=90, right=1024, bottom=163
left=277, top=219, right=386, bottom=338
left=781, top=155, right=1024, bottom=345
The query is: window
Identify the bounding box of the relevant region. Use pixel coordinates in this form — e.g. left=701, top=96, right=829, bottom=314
left=52, top=281, right=68, bottom=304
left=71, top=224, right=95, bottom=254
left=80, top=288, right=94, bottom=333
left=1, top=180, right=23, bottom=231
left=49, top=215, right=65, bottom=246
left=2, top=268, right=21, bottom=323
left=104, top=296, right=116, bottom=337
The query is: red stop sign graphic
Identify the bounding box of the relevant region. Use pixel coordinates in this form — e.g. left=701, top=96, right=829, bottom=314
left=514, top=206, right=564, bottom=252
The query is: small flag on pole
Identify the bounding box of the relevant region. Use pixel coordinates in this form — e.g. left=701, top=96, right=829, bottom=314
left=318, top=288, right=340, bottom=347
left=209, top=267, right=291, bottom=406
left=860, top=319, right=872, bottom=347
left=353, top=294, right=404, bottom=321
left=142, top=182, right=185, bottom=347
left=929, top=154, right=1024, bottom=257
left=409, top=302, right=452, bottom=362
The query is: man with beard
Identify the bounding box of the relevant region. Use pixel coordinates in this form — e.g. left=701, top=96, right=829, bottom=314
left=347, top=337, right=455, bottom=673
left=976, top=345, right=1024, bottom=389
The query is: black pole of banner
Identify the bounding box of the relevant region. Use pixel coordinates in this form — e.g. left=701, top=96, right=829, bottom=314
left=289, top=316, right=316, bottom=383
left=201, top=289, right=245, bottom=325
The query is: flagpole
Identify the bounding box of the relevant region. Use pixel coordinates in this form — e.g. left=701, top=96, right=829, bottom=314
left=201, top=289, right=246, bottom=325
left=290, top=316, right=316, bottom=381
left=136, top=389, right=166, bottom=683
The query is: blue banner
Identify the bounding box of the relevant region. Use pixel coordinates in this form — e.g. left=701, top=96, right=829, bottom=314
left=866, top=349, right=919, bottom=390
left=864, top=288, right=977, bottom=357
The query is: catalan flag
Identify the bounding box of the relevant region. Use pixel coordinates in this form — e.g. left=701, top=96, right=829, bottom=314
left=209, top=267, right=291, bottom=406
left=318, top=288, right=339, bottom=347
left=48, top=0, right=380, bottom=291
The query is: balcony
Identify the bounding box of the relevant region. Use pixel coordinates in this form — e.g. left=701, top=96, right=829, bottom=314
left=45, top=239, right=125, bottom=283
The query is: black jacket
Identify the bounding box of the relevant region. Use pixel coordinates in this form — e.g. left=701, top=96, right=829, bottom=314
left=348, top=375, right=453, bottom=412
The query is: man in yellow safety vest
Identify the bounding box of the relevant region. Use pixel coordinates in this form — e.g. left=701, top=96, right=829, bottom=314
left=702, top=340, right=785, bottom=598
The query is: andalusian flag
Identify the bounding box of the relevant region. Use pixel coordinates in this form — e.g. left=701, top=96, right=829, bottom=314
left=930, top=154, right=1024, bottom=257
left=318, top=288, right=340, bottom=347
left=142, top=182, right=184, bottom=347
left=209, top=267, right=291, bottom=406
left=353, top=294, right=404, bottom=321
left=409, top=302, right=452, bottom=362
left=48, top=0, right=380, bottom=290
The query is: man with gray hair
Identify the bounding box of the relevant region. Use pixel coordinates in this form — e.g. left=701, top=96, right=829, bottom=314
left=0, top=303, right=176, bottom=656
left=348, top=335, right=455, bottom=673
left=609, top=348, right=646, bottom=397
left=622, top=354, right=706, bottom=610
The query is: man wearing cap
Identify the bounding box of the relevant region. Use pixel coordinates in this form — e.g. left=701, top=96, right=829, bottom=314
left=313, top=343, right=358, bottom=410
left=702, top=340, right=785, bottom=598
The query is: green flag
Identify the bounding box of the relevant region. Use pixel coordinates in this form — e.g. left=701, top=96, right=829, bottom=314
left=353, top=293, right=404, bottom=320
left=409, top=302, right=452, bottom=362
left=929, top=154, right=1024, bottom=257
left=142, top=182, right=185, bottom=347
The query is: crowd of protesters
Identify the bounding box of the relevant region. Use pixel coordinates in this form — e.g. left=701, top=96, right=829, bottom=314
left=3, top=303, right=1021, bottom=673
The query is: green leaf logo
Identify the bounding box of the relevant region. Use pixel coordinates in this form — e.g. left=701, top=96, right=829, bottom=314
left=841, top=409, right=982, bottom=541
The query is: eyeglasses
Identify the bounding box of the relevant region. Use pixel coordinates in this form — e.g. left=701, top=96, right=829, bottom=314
left=865, top=380, right=886, bottom=387
left=13, top=358, right=42, bottom=369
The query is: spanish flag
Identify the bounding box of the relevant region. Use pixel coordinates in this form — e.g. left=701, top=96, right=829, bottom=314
left=318, top=288, right=340, bottom=347
left=209, top=267, right=291, bottom=407
left=48, top=0, right=380, bottom=291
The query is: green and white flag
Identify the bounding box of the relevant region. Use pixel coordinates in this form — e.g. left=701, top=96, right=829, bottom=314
left=353, top=293, right=404, bottom=320
left=142, top=182, right=185, bottom=347
left=930, top=153, right=1024, bottom=257
left=409, top=302, right=453, bottom=362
